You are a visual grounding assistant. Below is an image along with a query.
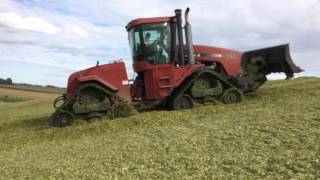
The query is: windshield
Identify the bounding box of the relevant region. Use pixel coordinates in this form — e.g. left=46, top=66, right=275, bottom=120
left=128, top=22, right=171, bottom=64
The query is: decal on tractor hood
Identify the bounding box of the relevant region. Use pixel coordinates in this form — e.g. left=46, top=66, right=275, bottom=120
left=122, top=80, right=129, bottom=85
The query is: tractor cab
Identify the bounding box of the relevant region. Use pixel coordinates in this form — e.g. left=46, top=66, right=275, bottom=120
left=126, top=10, right=201, bottom=104
left=126, top=18, right=179, bottom=103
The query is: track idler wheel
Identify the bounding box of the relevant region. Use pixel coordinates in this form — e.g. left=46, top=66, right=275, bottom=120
left=50, top=111, right=74, bottom=128
left=221, top=88, right=242, bottom=104
left=108, top=100, right=132, bottom=119
left=172, top=94, right=194, bottom=110
left=53, top=95, right=64, bottom=110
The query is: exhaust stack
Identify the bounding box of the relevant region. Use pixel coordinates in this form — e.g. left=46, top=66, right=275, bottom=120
left=184, top=7, right=195, bottom=65
left=175, top=9, right=185, bottom=66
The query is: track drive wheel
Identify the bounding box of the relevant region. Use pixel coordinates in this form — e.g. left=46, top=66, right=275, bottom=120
left=221, top=88, right=242, bottom=104
left=172, top=94, right=194, bottom=110
left=50, top=111, right=74, bottom=128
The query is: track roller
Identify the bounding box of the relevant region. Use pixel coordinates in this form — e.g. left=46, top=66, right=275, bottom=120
left=171, top=94, right=194, bottom=110
left=221, top=88, right=242, bottom=104
left=108, top=100, right=132, bottom=118
left=50, top=110, right=74, bottom=128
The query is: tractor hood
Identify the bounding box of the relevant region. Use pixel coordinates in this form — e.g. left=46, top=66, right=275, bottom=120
left=65, top=61, right=131, bottom=102
left=193, top=44, right=302, bottom=79
left=193, top=45, right=243, bottom=76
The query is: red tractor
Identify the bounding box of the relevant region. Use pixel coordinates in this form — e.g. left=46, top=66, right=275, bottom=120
left=50, top=8, right=302, bottom=127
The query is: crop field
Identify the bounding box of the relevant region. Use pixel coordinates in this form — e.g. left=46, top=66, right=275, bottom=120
left=0, top=86, right=59, bottom=101
left=0, top=77, right=319, bottom=179
left=0, top=84, right=65, bottom=94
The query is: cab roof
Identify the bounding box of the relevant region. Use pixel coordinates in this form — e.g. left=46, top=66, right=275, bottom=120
left=126, top=16, right=175, bottom=31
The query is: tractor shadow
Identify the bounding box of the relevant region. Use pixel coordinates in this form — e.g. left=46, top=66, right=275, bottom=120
left=21, top=116, right=51, bottom=130
left=133, top=104, right=175, bottom=114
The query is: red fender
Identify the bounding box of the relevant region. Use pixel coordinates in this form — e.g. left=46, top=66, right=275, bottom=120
left=77, top=75, right=118, bottom=91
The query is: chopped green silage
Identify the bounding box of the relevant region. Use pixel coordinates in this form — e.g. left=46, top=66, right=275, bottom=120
left=0, top=77, right=319, bottom=179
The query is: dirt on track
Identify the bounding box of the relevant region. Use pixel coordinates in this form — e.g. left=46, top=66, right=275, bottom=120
left=0, top=87, right=60, bottom=100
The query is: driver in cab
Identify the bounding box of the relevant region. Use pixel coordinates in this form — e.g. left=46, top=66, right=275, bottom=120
left=144, top=32, right=159, bottom=56
left=144, top=32, right=169, bottom=64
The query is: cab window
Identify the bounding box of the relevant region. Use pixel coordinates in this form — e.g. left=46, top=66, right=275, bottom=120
left=128, top=22, right=171, bottom=64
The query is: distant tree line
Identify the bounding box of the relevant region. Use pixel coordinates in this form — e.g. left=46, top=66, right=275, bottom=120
left=0, top=77, right=13, bottom=85
left=16, top=83, right=62, bottom=89
left=45, top=85, right=59, bottom=88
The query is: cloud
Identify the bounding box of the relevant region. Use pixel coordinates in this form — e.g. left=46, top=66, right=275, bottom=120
left=63, top=25, right=89, bottom=38
left=0, top=12, right=60, bottom=34
left=0, top=0, right=319, bottom=86
left=45, top=73, right=68, bottom=78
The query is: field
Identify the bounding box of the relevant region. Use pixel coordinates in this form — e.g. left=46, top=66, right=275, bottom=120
left=0, top=77, right=319, bottom=179
left=0, top=87, right=60, bottom=101
left=0, top=84, right=65, bottom=94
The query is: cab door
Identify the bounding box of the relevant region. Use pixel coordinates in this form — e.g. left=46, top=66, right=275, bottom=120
left=143, top=63, right=174, bottom=100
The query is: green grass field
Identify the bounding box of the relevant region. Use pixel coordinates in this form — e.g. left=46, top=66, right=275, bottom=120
left=0, top=77, right=319, bottom=179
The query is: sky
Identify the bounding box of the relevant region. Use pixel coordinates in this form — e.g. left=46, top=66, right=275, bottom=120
left=0, top=0, right=319, bottom=87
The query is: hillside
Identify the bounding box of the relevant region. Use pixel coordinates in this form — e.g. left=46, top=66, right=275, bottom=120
left=0, top=77, right=319, bottom=179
